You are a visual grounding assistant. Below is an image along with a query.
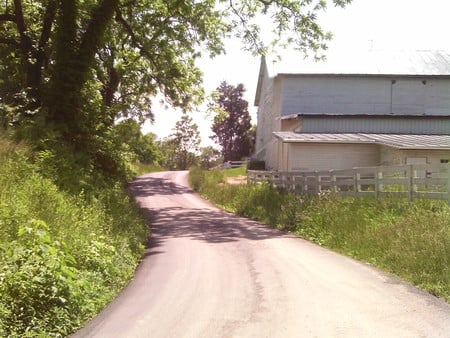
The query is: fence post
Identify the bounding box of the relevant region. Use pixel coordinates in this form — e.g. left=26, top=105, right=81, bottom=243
left=407, top=165, right=413, bottom=201
left=289, top=172, right=295, bottom=191
left=411, top=165, right=418, bottom=194
left=317, top=172, right=322, bottom=192
left=379, top=168, right=384, bottom=195
left=353, top=169, right=358, bottom=196
left=375, top=167, right=383, bottom=198
left=447, top=163, right=450, bottom=205
left=330, top=170, right=337, bottom=193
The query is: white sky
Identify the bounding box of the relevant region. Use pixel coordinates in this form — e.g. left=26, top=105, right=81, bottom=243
left=143, top=0, right=450, bottom=146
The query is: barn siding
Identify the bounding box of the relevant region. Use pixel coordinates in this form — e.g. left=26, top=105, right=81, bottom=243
left=281, top=76, right=391, bottom=116
left=300, top=116, right=450, bottom=135
left=288, top=143, right=380, bottom=171
left=424, top=80, right=450, bottom=115
left=255, top=82, right=272, bottom=155
left=392, top=79, right=425, bottom=115
left=280, top=76, right=450, bottom=118
left=255, top=64, right=281, bottom=168
left=276, top=141, right=290, bottom=171
left=380, top=146, right=450, bottom=165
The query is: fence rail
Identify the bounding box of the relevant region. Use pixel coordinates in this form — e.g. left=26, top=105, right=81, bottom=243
left=216, top=161, right=246, bottom=169
left=248, top=164, right=450, bottom=203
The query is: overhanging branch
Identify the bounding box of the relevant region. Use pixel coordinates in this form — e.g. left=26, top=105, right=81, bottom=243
left=0, top=13, right=16, bottom=22
left=0, top=38, right=19, bottom=46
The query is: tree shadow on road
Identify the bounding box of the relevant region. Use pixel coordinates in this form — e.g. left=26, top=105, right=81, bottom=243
left=129, top=174, right=288, bottom=258
left=129, top=175, right=193, bottom=197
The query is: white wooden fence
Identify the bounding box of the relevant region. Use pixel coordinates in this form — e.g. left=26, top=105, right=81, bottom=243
left=216, top=161, right=246, bottom=169
left=248, top=164, right=450, bottom=203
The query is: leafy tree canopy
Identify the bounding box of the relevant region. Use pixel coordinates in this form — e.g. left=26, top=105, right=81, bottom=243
left=199, top=146, right=222, bottom=169
left=0, top=0, right=351, bottom=178
left=170, top=113, right=201, bottom=170
left=210, top=81, right=254, bottom=161
left=113, top=119, right=163, bottom=165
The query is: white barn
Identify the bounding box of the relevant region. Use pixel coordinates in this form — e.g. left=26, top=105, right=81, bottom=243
left=254, top=50, right=450, bottom=171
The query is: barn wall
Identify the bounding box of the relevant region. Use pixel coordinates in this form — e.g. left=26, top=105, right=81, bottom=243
left=300, top=116, right=450, bottom=135
left=275, top=140, right=290, bottom=171
left=255, top=70, right=275, bottom=160
left=287, top=143, right=379, bottom=171
left=280, top=76, right=450, bottom=118
left=380, top=146, right=450, bottom=165
left=281, top=76, right=391, bottom=116
left=424, top=79, right=450, bottom=115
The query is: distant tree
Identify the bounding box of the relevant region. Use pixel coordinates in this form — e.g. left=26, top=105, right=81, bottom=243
left=248, top=125, right=257, bottom=155
left=157, top=138, right=178, bottom=170
left=210, top=82, right=253, bottom=161
left=169, top=113, right=201, bottom=170
left=113, top=119, right=163, bottom=165
left=139, top=133, right=163, bottom=165
left=199, top=146, right=222, bottom=169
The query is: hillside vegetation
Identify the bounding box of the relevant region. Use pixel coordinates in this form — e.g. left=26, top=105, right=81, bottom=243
left=190, top=167, right=450, bottom=303
left=0, top=137, right=149, bottom=336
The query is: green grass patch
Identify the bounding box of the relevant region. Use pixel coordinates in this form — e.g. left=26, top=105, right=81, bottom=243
left=189, top=167, right=450, bottom=303
left=221, top=166, right=247, bottom=177
left=132, top=162, right=167, bottom=176
left=0, top=137, right=149, bottom=336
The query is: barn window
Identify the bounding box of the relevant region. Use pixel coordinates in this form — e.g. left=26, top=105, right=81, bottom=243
left=440, top=159, right=449, bottom=163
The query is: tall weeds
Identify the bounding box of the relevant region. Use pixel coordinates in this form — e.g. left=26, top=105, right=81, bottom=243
left=0, top=137, right=149, bottom=336
left=190, top=167, right=450, bottom=303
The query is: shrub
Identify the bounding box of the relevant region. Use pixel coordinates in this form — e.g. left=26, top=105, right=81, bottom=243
left=0, top=138, right=149, bottom=336
left=188, top=166, right=206, bottom=191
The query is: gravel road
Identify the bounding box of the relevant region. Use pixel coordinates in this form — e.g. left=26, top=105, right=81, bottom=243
left=73, top=171, right=450, bottom=338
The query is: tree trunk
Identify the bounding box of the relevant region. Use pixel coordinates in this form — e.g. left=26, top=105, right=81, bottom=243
left=47, top=0, right=119, bottom=141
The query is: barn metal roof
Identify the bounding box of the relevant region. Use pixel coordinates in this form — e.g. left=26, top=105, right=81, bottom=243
left=267, top=50, right=450, bottom=77
left=273, top=132, right=450, bottom=150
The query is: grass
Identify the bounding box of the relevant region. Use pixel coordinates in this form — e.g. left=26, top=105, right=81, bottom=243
left=190, top=167, right=450, bottom=303
left=220, top=166, right=247, bottom=177
left=0, top=137, right=149, bottom=336
left=132, top=162, right=167, bottom=176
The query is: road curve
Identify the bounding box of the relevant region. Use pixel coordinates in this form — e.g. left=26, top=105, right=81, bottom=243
left=73, top=171, right=450, bottom=338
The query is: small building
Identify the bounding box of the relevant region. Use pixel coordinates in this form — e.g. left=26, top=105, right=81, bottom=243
left=254, top=50, right=450, bottom=171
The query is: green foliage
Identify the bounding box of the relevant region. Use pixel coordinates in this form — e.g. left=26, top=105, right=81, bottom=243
left=160, top=113, right=201, bottom=170
left=133, top=162, right=166, bottom=176
left=223, top=166, right=247, bottom=177
left=199, top=146, right=222, bottom=169
left=113, top=119, right=163, bottom=165
left=0, top=138, right=149, bottom=336
left=1, top=0, right=351, bottom=181
left=1, top=221, right=82, bottom=336
left=190, top=168, right=450, bottom=303
left=188, top=166, right=207, bottom=191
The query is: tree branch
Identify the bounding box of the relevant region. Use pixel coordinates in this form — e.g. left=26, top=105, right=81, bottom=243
left=0, top=13, right=16, bottom=22
left=114, top=8, right=152, bottom=58
left=12, top=0, right=33, bottom=56
left=78, top=0, right=119, bottom=70
left=13, top=0, right=27, bottom=37
left=39, top=0, right=57, bottom=50
left=0, top=38, right=19, bottom=46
